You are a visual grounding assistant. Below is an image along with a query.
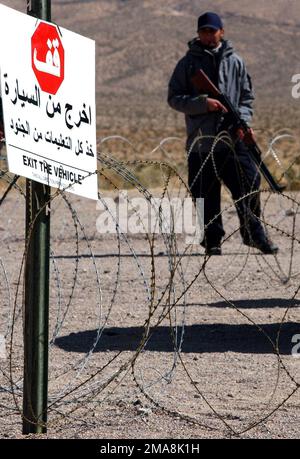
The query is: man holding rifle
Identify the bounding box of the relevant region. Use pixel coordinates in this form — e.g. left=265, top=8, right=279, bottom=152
left=168, top=11, right=279, bottom=255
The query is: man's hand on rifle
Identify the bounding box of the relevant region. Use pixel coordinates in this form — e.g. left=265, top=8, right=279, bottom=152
left=236, top=127, right=255, bottom=144
left=207, top=98, right=228, bottom=113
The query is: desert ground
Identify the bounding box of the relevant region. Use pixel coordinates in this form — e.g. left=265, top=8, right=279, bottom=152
left=0, top=0, right=300, bottom=440
left=0, top=163, right=300, bottom=438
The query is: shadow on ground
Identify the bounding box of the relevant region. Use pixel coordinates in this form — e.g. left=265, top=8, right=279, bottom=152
left=55, top=299, right=300, bottom=355
left=204, top=298, right=300, bottom=309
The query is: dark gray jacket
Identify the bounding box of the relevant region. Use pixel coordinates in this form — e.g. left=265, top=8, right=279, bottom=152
left=168, top=38, right=254, bottom=152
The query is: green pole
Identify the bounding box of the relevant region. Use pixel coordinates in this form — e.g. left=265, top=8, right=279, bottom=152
left=23, top=0, right=51, bottom=435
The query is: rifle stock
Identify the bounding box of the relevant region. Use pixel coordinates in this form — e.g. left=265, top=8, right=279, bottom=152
left=191, top=69, right=285, bottom=193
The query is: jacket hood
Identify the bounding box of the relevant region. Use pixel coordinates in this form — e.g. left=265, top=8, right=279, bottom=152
left=187, top=38, right=234, bottom=58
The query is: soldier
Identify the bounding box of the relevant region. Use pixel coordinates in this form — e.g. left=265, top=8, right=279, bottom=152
left=168, top=12, right=278, bottom=255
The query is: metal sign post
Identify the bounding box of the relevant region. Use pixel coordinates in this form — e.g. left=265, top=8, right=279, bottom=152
left=23, top=0, right=51, bottom=435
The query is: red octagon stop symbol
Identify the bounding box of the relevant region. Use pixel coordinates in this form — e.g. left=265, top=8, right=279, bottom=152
left=31, top=22, right=64, bottom=95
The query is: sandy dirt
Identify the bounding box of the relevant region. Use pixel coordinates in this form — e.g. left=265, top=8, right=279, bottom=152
left=0, top=179, right=299, bottom=440
left=0, top=0, right=299, bottom=441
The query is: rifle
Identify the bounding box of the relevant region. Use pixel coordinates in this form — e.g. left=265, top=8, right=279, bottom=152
left=191, top=69, right=285, bottom=193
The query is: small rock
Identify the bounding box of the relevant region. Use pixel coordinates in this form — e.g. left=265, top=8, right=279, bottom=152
left=133, top=399, right=142, bottom=406
left=137, top=407, right=152, bottom=416
left=286, top=208, right=296, bottom=216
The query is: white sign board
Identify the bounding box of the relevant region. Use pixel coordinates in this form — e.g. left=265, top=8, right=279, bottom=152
left=0, top=4, right=98, bottom=200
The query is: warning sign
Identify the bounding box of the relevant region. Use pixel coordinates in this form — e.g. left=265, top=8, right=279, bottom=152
left=0, top=4, right=98, bottom=200
left=31, top=22, right=65, bottom=95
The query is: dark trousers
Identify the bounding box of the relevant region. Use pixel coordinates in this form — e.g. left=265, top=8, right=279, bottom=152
left=188, top=141, right=265, bottom=246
